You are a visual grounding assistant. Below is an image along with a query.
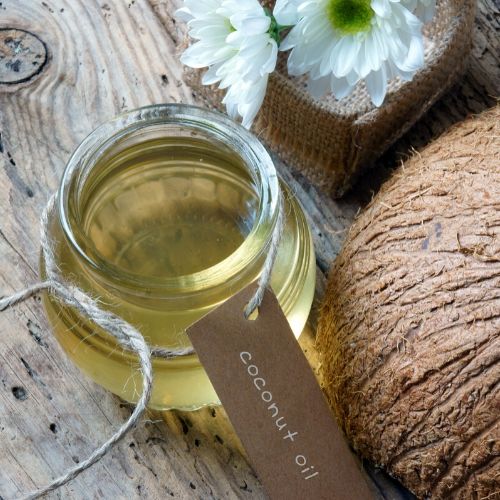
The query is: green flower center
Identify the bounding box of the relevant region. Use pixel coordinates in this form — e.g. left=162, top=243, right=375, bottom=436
left=226, top=18, right=236, bottom=33
left=326, top=0, right=374, bottom=35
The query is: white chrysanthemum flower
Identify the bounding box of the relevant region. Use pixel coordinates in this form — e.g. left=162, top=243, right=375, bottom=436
left=282, top=0, right=426, bottom=106
left=177, top=0, right=278, bottom=128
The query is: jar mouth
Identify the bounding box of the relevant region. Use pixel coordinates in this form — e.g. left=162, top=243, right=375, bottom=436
left=58, top=104, right=279, bottom=296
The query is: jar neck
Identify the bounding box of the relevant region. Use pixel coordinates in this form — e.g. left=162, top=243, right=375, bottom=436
left=58, top=104, right=280, bottom=302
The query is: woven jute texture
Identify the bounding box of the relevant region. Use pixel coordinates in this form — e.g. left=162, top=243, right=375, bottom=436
left=183, top=0, right=476, bottom=197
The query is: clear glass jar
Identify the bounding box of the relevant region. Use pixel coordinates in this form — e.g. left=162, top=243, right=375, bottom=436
left=41, top=104, right=315, bottom=410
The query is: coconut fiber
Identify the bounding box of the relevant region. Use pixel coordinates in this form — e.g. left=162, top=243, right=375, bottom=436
left=184, top=0, right=476, bottom=197
left=317, top=106, right=500, bottom=498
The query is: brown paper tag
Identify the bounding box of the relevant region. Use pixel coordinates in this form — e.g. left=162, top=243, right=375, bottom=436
left=187, top=285, right=374, bottom=500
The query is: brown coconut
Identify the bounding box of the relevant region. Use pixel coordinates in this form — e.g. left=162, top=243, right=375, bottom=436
left=317, top=106, right=500, bottom=499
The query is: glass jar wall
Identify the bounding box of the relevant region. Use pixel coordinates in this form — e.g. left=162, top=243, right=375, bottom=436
left=41, top=104, right=316, bottom=410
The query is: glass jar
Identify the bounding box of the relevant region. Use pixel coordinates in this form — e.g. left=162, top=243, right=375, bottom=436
left=41, top=104, right=316, bottom=410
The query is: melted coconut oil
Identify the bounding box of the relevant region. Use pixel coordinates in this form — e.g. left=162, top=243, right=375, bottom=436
left=43, top=136, right=316, bottom=410
left=83, top=138, right=255, bottom=280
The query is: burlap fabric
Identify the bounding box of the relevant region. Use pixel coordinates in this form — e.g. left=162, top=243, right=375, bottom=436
left=183, top=0, right=476, bottom=197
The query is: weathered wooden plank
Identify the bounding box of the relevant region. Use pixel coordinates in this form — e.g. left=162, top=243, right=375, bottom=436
left=0, top=1, right=263, bottom=498
left=0, top=0, right=498, bottom=498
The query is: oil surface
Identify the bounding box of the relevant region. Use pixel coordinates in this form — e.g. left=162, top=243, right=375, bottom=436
left=82, top=138, right=256, bottom=278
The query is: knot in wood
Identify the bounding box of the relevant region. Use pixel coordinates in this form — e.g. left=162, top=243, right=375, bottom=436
left=0, top=28, right=47, bottom=85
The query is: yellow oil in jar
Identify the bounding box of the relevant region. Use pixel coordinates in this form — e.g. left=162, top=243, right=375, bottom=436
left=84, top=140, right=252, bottom=280
left=43, top=134, right=316, bottom=410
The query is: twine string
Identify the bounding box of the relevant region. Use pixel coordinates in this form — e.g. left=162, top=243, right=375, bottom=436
left=244, top=190, right=285, bottom=319
left=0, top=191, right=284, bottom=499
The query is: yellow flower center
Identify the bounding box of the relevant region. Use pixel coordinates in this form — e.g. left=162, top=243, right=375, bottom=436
left=326, top=0, right=374, bottom=35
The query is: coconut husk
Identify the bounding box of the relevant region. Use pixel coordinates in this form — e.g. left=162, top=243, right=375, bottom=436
left=184, top=0, right=476, bottom=197
left=317, top=106, right=500, bottom=498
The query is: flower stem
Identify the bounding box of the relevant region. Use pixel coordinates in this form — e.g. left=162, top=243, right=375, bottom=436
left=264, top=8, right=290, bottom=45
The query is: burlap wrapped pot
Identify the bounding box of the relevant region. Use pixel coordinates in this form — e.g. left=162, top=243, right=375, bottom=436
left=183, top=0, right=476, bottom=197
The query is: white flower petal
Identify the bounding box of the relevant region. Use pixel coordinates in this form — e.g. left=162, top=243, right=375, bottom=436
left=398, top=5, right=423, bottom=32
left=225, top=30, right=246, bottom=46
left=223, top=75, right=268, bottom=129
left=332, top=36, right=360, bottom=77
left=222, top=0, right=260, bottom=13
left=240, top=79, right=268, bottom=128
left=237, top=34, right=270, bottom=58
left=261, top=40, right=278, bottom=75
left=346, top=70, right=359, bottom=85
left=224, top=99, right=239, bottom=120
left=397, top=35, right=424, bottom=72
left=181, top=43, right=219, bottom=68
left=401, top=0, right=417, bottom=11
left=202, top=63, right=223, bottom=85
left=230, top=13, right=270, bottom=35
left=193, top=25, right=229, bottom=41
left=365, top=65, right=388, bottom=106
left=330, top=75, right=355, bottom=100
left=280, top=28, right=298, bottom=51
left=308, top=75, right=330, bottom=98
left=371, top=0, right=392, bottom=17
left=402, top=0, right=435, bottom=22
left=184, top=0, right=220, bottom=18
left=273, top=0, right=302, bottom=25
left=364, top=31, right=384, bottom=73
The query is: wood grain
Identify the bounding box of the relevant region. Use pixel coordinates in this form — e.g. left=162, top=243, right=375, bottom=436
left=0, top=0, right=497, bottom=498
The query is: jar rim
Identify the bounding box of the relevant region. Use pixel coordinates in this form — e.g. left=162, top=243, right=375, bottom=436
left=58, top=104, right=280, bottom=296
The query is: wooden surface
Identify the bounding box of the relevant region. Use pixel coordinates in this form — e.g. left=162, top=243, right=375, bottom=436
left=0, top=0, right=498, bottom=498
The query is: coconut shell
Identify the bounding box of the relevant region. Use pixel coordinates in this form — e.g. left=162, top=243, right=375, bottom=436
left=317, top=106, right=500, bottom=499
